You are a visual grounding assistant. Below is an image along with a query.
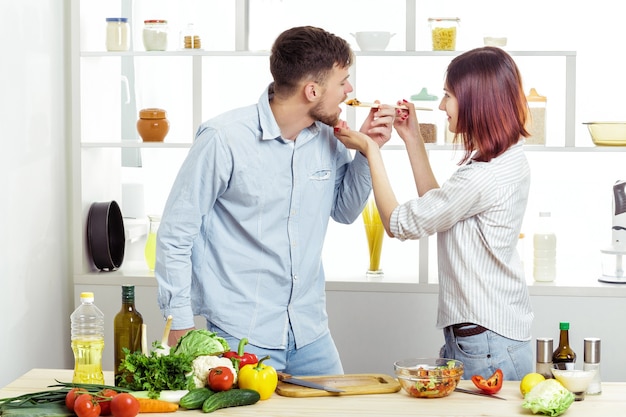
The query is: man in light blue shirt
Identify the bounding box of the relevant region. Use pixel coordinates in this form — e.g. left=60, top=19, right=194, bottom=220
left=156, top=26, right=394, bottom=375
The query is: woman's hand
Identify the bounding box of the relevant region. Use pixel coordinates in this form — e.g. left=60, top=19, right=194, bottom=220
left=393, top=99, right=421, bottom=144
left=358, top=102, right=395, bottom=148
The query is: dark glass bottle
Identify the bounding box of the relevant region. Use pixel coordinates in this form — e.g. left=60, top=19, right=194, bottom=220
left=114, top=285, right=143, bottom=385
left=552, top=322, right=576, bottom=370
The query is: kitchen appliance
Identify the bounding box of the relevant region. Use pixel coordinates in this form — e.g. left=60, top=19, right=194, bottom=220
left=598, top=180, right=626, bottom=283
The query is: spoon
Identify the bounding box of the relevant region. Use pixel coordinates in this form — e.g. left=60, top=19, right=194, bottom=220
left=344, top=100, right=432, bottom=111
left=155, top=315, right=173, bottom=356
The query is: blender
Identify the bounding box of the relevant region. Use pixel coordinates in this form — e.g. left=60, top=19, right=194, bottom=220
left=598, top=180, right=626, bottom=283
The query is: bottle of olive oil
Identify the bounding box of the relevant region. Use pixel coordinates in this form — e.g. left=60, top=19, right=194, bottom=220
left=71, top=292, right=105, bottom=384
left=114, top=285, right=143, bottom=385
left=552, top=322, right=576, bottom=370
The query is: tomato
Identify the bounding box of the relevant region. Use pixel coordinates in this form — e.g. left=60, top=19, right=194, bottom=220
left=74, top=393, right=101, bottom=417
left=97, top=389, right=118, bottom=416
left=110, top=393, right=140, bottom=417
left=208, top=366, right=234, bottom=391
left=65, top=387, right=87, bottom=412
left=471, top=368, right=504, bottom=394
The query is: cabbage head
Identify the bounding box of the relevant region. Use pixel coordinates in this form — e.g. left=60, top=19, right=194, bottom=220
left=171, top=329, right=229, bottom=358
left=522, top=379, right=575, bottom=416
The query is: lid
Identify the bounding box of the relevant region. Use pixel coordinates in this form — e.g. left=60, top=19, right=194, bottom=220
left=144, top=19, right=168, bottom=24
left=411, top=87, right=438, bottom=102
left=527, top=88, right=547, bottom=102
left=139, top=108, right=167, bottom=119
left=121, top=285, right=136, bottom=302
left=106, top=17, right=128, bottom=23
left=80, top=292, right=94, bottom=302
left=559, top=322, right=569, bottom=330
left=428, top=17, right=460, bottom=22
left=584, top=338, right=601, bottom=363
left=536, top=337, right=553, bottom=363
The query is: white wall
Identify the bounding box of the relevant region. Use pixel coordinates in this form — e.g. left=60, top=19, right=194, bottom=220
left=2, top=0, right=626, bottom=389
left=0, top=1, right=70, bottom=387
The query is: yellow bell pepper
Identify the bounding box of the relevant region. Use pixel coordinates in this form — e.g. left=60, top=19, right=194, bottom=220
left=237, top=355, right=278, bottom=400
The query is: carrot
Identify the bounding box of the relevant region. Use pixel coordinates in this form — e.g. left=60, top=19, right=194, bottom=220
left=136, top=398, right=179, bottom=413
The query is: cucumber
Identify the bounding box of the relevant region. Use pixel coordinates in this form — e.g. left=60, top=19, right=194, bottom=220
left=179, top=387, right=215, bottom=410
left=201, top=389, right=260, bottom=413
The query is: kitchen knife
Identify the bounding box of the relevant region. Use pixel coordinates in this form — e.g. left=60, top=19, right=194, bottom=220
left=454, top=387, right=506, bottom=400
left=277, top=372, right=345, bottom=393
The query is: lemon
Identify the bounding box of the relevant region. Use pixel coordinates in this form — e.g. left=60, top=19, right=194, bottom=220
left=520, top=373, right=546, bottom=396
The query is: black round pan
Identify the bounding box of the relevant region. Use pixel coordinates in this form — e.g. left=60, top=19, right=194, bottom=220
left=87, top=200, right=125, bottom=270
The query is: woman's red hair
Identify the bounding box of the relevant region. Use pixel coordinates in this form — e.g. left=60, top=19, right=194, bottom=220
left=446, top=47, right=529, bottom=163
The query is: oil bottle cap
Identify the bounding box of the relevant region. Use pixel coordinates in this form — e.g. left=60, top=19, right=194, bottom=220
left=559, top=322, right=569, bottom=330
left=80, top=292, right=94, bottom=303
left=584, top=338, right=601, bottom=363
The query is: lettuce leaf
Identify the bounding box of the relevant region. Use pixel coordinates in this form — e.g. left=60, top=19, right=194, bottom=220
left=171, top=329, right=229, bottom=358
left=522, top=379, right=575, bottom=416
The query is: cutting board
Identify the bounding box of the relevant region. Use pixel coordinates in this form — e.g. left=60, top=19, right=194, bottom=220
left=275, top=373, right=401, bottom=397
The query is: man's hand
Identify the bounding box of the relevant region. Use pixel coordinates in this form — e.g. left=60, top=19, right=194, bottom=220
left=358, top=102, right=395, bottom=147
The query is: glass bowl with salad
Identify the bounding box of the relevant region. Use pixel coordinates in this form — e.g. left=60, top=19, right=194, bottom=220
left=394, top=358, right=464, bottom=398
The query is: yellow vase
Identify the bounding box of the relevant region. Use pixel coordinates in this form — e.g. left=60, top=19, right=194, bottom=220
left=362, top=199, right=384, bottom=279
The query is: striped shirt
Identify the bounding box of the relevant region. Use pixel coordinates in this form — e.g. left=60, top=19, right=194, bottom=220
left=390, top=142, right=533, bottom=341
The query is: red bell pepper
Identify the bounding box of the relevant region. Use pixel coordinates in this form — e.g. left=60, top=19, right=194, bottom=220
left=471, top=368, right=504, bottom=394
left=223, top=338, right=258, bottom=370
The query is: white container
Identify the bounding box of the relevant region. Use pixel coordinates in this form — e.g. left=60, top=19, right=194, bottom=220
left=106, top=17, right=129, bottom=51
left=143, top=20, right=168, bottom=51
left=533, top=211, right=556, bottom=281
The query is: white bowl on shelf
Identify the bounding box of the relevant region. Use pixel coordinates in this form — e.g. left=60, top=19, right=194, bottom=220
left=351, top=31, right=395, bottom=51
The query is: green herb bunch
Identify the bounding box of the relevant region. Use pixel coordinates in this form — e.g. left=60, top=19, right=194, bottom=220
left=117, top=344, right=194, bottom=397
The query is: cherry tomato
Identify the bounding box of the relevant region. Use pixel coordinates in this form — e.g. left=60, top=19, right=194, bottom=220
left=471, top=368, right=504, bottom=394
left=97, top=388, right=118, bottom=416
left=110, top=393, right=140, bottom=417
left=65, top=387, right=87, bottom=412
left=74, top=393, right=101, bottom=417
left=208, top=366, right=234, bottom=391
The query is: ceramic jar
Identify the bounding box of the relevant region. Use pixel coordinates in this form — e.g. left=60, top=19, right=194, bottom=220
left=137, top=108, right=169, bottom=142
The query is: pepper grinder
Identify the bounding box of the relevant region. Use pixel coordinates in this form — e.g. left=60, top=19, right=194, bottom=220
left=583, top=338, right=602, bottom=395
left=536, top=337, right=553, bottom=379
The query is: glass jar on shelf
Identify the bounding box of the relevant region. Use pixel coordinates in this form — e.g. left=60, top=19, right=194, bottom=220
left=428, top=17, right=460, bottom=51
left=143, top=20, right=168, bottom=51
left=180, top=23, right=201, bottom=49
left=106, top=17, right=130, bottom=51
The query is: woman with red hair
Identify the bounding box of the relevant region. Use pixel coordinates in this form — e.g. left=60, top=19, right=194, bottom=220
left=334, top=46, right=534, bottom=381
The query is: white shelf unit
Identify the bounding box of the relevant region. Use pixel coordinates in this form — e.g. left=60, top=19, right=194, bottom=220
left=71, top=1, right=624, bottom=290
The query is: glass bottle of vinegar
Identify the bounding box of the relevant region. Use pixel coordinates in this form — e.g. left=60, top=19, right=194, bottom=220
left=552, top=322, right=576, bottom=370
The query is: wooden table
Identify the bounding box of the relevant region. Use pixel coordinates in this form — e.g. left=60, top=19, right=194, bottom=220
left=2, top=369, right=625, bottom=416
